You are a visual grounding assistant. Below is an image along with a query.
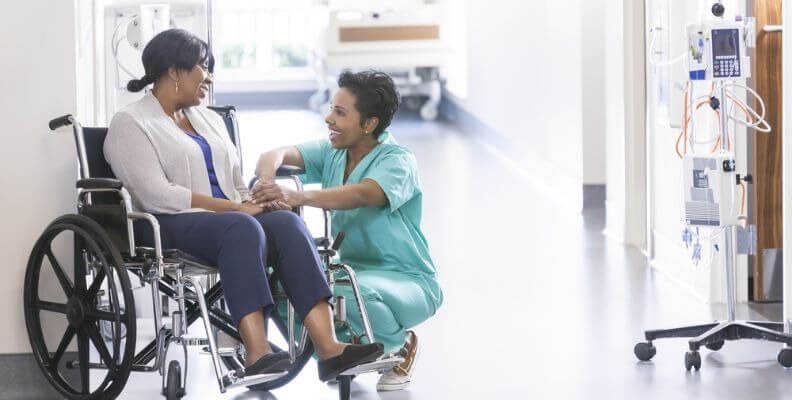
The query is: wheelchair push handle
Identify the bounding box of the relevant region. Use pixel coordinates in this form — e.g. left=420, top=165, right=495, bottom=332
left=48, top=114, right=74, bottom=131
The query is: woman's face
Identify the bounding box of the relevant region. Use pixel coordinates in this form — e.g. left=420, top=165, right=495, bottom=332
left=178, top=61, right=212, bottom=106
left=324, top=88, right=374, bottom=149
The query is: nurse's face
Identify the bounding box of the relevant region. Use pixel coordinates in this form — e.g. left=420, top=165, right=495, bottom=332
left=325, top=88, right=372, bottom=149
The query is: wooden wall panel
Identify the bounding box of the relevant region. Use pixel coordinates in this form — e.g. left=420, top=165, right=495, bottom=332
left=752, top=0, right=783, bottom=301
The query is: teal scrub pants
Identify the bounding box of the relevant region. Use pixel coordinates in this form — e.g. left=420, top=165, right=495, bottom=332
left=278, top=270, right=437, bottom=354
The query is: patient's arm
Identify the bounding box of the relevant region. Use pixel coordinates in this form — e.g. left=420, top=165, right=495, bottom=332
left=252, top=179, right=387, bottom=210
left=255, top=146, right=305, bottom=181
left=191, top=192, right=285, bottom=215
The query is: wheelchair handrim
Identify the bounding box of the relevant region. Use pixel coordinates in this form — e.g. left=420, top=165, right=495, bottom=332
left=23, top=216, right=136, bottom=399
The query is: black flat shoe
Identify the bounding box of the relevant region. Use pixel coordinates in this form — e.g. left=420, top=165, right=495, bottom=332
left=244, top=351, right=291, bottom=376
left=317, top=343, right=384, bottom=382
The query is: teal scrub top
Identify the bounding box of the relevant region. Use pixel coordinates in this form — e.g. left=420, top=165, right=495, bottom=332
left=297, top=132, right=443, bottom=311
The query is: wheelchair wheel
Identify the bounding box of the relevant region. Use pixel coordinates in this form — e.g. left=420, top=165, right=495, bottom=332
left=164, top=360, right=184, bottom=399
left=24, top=214, right=137, bottom=400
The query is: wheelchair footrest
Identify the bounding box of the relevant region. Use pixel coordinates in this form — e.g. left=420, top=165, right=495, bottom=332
left=338, top=355, right=404, bottom=376
left=175, top=336, right=209, bottom=347
left=222, top=370, right=288, bottom=390
left=203, top=346, right=237, bottom=357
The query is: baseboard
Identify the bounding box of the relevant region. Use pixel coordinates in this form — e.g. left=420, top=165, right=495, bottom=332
left=0, top=353, right=76, bottom=399
left=439, top=90, right=584, bottom=211
left=583, top=184, right=606, bottom=209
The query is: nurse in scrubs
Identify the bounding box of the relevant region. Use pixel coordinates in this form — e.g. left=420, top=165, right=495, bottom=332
left=251, top=70, right=442, bottom=391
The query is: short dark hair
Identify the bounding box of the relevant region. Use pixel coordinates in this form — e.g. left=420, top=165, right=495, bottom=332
left=126, top=29, right=214, bottom=92
left=337, top=70, right=400, bottom=137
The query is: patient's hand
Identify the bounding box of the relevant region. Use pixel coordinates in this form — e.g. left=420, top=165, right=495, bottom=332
left=238, top=201, right=265, bottom=216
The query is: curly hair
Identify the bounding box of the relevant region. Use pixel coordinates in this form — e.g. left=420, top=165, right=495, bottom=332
left=337, top=70, right=400, bottom=137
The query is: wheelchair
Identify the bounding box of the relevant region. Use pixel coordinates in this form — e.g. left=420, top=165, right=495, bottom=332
left=24, top=107, right=403, bottom=400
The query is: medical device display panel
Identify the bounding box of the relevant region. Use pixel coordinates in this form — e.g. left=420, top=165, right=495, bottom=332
left=711, top=28, right=741, bottom=79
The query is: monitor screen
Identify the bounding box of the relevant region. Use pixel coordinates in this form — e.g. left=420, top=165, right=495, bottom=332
left=712, top=29, right=738, bottom=58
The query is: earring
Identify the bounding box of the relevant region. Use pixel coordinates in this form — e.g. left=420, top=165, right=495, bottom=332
left=174, top=80, right=180, bottom=93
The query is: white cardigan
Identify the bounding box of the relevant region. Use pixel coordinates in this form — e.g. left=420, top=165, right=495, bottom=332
left=104, top=93, right=250, bottom=213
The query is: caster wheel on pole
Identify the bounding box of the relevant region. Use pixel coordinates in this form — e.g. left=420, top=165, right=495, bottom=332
left=705, top=340, right=725, bottom=351
left=634, top=342, right=656, bottom=361
left=778, top=348, right=792, bottom=368
left=685, top=351, right=701, bottom=371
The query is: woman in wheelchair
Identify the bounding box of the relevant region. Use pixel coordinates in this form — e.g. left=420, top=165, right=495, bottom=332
left=103, top=29, right=383, bottom=382
left=252, top=70, right=443, bottom=391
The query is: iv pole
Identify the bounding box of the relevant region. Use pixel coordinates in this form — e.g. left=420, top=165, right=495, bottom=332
left=206, top=0, right=215, bottom=105
left=634, top=1, right=792, bottom=371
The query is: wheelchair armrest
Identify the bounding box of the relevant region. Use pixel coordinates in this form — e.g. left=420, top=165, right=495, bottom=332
left=77, top=178, right=123, bottom=190
left=276, top=165, right=305, bottom=177
left=248, top=166, right=306, bottom=190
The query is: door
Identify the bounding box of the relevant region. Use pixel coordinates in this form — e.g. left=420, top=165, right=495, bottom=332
left=752, top=0, right=783, bottom=301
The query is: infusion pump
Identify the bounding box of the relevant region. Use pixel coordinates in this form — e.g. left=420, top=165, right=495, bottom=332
left=683, top=154, right=738, bottom=228
left=687, top=22, right=753, bottom=81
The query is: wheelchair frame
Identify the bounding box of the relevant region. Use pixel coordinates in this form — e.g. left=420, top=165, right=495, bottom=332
left=26, top=111, right=402, bottom=400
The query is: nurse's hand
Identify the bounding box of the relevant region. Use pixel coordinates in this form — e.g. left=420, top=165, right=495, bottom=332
left=238, top=200, right=290, bottom=215
left=262, top=201, right=293, bottom=212
left=251, top=182, right=304, bottom=208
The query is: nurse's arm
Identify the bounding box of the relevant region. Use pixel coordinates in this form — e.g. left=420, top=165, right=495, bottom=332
left=255, top=146, right=305, bottom=181
left=299, top=179, right=387, bottom=210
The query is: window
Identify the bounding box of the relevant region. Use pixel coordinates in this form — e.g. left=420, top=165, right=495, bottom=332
left=213, top=0, right=327, bottom=86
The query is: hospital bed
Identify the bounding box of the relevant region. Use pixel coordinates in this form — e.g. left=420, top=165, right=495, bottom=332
left=310, top=1, right=446, bottom=120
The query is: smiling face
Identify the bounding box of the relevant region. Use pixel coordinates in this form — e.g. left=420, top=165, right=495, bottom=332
left=324, top=88, right=378, bottom=149
left=176, top=61, right=212, bottom=106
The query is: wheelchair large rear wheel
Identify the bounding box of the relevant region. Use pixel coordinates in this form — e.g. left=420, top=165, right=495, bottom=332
left=24, top=214, right=137, bottom=400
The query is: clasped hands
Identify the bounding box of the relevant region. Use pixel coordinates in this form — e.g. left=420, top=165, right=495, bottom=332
left=248, top=179, right=304, bottom=212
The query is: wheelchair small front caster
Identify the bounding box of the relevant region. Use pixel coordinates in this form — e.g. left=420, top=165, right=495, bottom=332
left=337, top=375, right=352, bottom=400
left=634, top=342, right=656, bottom=361
left=684, top=351, right=701, bottom=371
left=705, top=340, right=725, bottom=351
left=164, top=360, right=185, bottom=399
left=778, top=348, right=792, bottom=368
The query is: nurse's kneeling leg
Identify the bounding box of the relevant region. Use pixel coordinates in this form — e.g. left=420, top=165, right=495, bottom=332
left=337, top=271, right=435, bottom=354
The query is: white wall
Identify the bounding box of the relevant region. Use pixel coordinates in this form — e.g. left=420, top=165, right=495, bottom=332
left=0, top=1, right=80, bottom=353
left=445, top=0, right=586, bottom=209
left=604, top=0, right=647, bottom=247
left=782, top=0, right=792, bottom=329
left=581, top=0, right=607, bottom=185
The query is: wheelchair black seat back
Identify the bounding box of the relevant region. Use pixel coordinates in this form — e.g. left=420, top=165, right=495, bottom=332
left=28, top=106, right=402, bottom=400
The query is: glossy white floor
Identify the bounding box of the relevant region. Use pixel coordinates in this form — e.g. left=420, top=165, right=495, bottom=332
left=110, top=109, right=792, bottom=400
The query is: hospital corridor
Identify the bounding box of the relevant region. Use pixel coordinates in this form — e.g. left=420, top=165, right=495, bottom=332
left=5, top=1, right=792, bottom=399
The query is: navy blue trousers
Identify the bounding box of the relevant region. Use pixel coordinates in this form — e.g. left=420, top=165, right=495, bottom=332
left=135, top=210, right=332, bottom=326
